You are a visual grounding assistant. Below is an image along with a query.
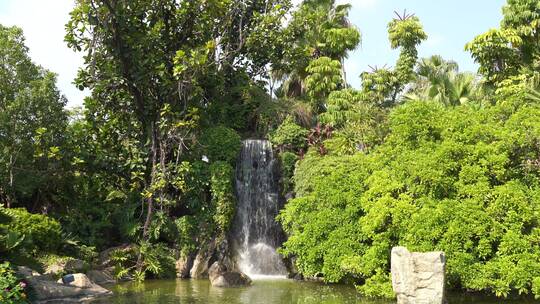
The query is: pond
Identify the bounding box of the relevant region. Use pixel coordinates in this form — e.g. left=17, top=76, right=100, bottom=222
left=89, top=278, right=539, bottom=304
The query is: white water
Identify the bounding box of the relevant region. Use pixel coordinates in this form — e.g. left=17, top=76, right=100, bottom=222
left=232, top=140, right=287, bottom=277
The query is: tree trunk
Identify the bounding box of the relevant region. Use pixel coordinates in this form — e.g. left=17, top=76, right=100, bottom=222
left=137, top=122, right=159, bottom=271
left=6, top=154, right=14, bottom=208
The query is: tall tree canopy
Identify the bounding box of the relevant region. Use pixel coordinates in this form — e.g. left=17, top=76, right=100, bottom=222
left=0, top=25, right=68, bottom=210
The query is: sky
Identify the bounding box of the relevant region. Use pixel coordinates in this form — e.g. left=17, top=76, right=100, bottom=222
left=0, top=0, right=506, bottom=108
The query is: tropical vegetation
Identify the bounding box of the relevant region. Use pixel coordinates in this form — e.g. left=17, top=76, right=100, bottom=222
left=1, top=0, right=540, bottom=301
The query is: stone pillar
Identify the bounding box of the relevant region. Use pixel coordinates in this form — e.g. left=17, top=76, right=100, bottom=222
left=391, top=246, right=445, bottom=304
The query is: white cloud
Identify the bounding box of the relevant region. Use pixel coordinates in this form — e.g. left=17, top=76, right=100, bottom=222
left=0, top=0, right=88, bottom=108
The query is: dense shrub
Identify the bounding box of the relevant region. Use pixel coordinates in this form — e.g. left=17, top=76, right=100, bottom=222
left=0, top=207, right=62, bottom=254
left=279, top=152, right=298, bottom=195
left=270, top=116, right=308, bottom=152
left=175, top=216, right=198, bottom=257
left=199, top=126, right=241, bottom=164
left=279, top=100, right=540, bottom=298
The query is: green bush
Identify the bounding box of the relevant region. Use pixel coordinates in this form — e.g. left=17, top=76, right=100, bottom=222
left=175, top=216, right=198, bottom=257
left=270, top=116, right=308, bottom=152
left=199, top=126, right=241, bottom=164
left=210, top=161, right=236, bottom=235
left=279, top=152, right=298, bottom=195
left=0, top=207, right=62, bottom=254
left=0, top=261, right=29, bottom=303
left=279, top=100, right=540, bottom=298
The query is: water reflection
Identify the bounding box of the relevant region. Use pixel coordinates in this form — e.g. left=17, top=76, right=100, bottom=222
left=90, top=279, right=539, bottom=304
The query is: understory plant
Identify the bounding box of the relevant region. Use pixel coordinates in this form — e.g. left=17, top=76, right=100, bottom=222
left=0, top=262, right=28, bottom=304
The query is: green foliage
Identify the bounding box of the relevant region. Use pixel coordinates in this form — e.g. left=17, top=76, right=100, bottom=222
left=319, top=89, right=387, bottom=155
left=0, top=24, right=68, bottom=210
left=175, top=216, right=198, bottom=257
left=279, top=152, right=298, bottom=195
left=110, top=242, right=175, bottom=281
left=273, top=0, right=359, bottom=98
left=270, top=116, right=308, bottom=152
left=360, top=14, right=426, bottom=106
left=200, top=127, right=242, bottom=164
left=305, top=57, right=343, bottom=110
left=280, top=99, right=540, bottom=298
left=0, top=262, right=29, bottom=304
left=466, top=0, right=540, bottom=86
left=210, top=162, right=236, bottom=235
left=405, top=55, right=483, bottom=106
left=0, top=206, right=61, bottom=254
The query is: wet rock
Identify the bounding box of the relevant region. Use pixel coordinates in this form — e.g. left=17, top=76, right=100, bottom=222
left=190, top=241, right=217, bottom=279
left=176, top=254, right=194, bottom=279
left=27, top=273, right=112, bottom=302
left=208, top=262, right=251, bottom=288
left=87, top=269, right=115, bottom=285
left=391, top=246, right=445, bottom=304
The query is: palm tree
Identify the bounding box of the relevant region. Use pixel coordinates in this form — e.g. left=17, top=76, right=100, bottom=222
left=405, top=55, right=481, bottom=106
left=272, top=0, right=359, bottom=98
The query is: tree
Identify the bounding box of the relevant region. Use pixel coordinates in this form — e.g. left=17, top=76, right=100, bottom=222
left=466, top=0, right=540, bottom=86
left=0, top=24, right=68, bottom=210
left=360, top=11, right=427, bottom=106
left=273, top=0, right=360, bottom=99
left=65, top=0, right=291, bottom=273
left=405, top=55, right=482, bottom=106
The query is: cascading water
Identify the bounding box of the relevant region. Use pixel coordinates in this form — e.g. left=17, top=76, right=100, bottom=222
left=232, top=139, right=287, bottom=278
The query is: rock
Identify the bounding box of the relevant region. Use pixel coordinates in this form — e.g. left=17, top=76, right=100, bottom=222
left=27, top=274, right=112, bottom=302
left=208, top=262, right=251, bottom=288
left=190, top=241, right=217, bottom=279
left=87, top=269, right=115, bottom=285
left=16, top=266, right=41, bottom=278
left=65, top=259, right=87, bottom=273
left=45, top=263, right=65, bottom=275
left=176, top=254, right=194, bottom=279
left=391, top=246, right=445, bottom=304
left=58, top=273, right=94, bottom=289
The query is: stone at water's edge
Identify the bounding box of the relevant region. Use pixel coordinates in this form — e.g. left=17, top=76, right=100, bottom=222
left=176, top=254, right=195, bottom=278
left=391, top=246, right=445, bottom=304
left=17, top=266, right=112, bottom=302
left=208, top=262, right=252, bottom=288
left=87, top=269, right=116, bottom=285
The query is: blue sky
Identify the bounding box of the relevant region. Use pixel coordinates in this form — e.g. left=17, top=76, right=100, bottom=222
left=342, top=0, right=506, bottom=88
left=0, top=0, right=506, bottom=107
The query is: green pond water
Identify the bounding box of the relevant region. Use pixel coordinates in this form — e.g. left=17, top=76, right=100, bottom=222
left=89, top=278, right=539, bottom=304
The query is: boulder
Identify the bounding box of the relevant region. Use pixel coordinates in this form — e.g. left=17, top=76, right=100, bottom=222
left=190, top=241, right=217, bottom=279
left=208, top=262, right=251, bottom=288
left=16, top=266, right=41, bottom=278
left=176, top=254, right=194, bottom=279
left=27, top=274, right=112, bottom=302
left=65, top=259, right=87, bottom=273
left=391, top=246, right=445, bottom=304
left=87, top=269, right=115, bottom=285
left=58, top=273, right=94, bottom=289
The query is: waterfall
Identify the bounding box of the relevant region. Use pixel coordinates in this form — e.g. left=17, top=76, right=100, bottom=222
left=232, top=139, right=287, bottom=277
